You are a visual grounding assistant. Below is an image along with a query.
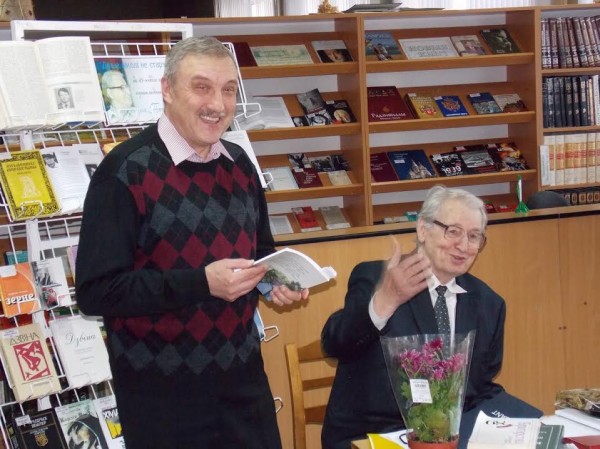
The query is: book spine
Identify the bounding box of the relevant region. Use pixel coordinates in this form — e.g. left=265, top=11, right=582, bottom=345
left=573, top=17, right=589, bottom=68
left=549, top=18, right=560, bottom=68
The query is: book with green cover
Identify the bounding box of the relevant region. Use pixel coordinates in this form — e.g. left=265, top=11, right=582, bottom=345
left=536, top=424, right=563, bottom=449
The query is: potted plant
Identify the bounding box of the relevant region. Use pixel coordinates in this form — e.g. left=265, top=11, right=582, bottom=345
left=381, top=332, right=475, bottom=449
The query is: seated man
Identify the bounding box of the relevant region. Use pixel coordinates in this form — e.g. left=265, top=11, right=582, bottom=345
left=321, top=185, right=541, bottom=449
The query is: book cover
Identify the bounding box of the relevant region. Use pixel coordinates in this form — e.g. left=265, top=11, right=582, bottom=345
left=327, top=170, right=352, bottom=186
left=95, top=56, right=165, bottom=125
left=0, top=262, right=41, bottom=318
left=320, top=206, right=350, bottom=230
left=268, top=215, right=294, bottom=236
left=434, top=95, right=469, bottom=117
left=430, top=152, right=470, bottom=177
left=387, top=149, right=436, bottom=180
left=49, top=316, right=112, bottom=389
left=75, top=143, right=104, bottom=180
left=370, top=153, right=399, bottom=182
left=291, top=206, right=322, bottom=233
left=4, top=250, right=28, bottom=265
left=0, top=150, right=61, bottom=221
left=398, top=37, right=459, bottom=59
left=31, top=257, right=72, bottom=309
left=367, top=430, right=409, bottom=449
left=255, top=247, right=336, bottom=298
left=326, top=99, right=357, bottom=124
left=480, top=28, right=521, bottom=54
left=331, top=154, right=351, bottom=171
left=93, top=395, right=126, bottom=449
left=488, top=142, right=530, bottom=171
left=308, top=155, right=336, bottom=172
left=536, top=424, right=563, bottom=449
left=231, top=41, right=257, bottom=67
left=263, top=166, right=299, bottom=192
left=364, top=31, right=402, bottom=61
left=292, top=115, right=309, bottom=127
left=563, top=435, right=600, bottom=449
left=55, top=399, right=108, bottom=449
left=457, top=149, right=497, bottom=174
left=235, top=96, right=296, bottom=130
left=312, top=40, right=353, bottom=63
left=451, top=35, right=487, bottom=56
left=296, top=88, right=328, bottom=115
left=292, top=167, right=324, bottom=188
left=67, top=245, right=78, bottom=282
left=467, top=411, right=541, bottom=449
left=288, top=153, right=311, bottom=169
left=250, top=44, right=313, bottom=66
left=7, top=409, right=68, bottom=449
left=0, top=323, right=62, bottom=402
left=468, top=92, right=502, bottom=114
left=367, top=86, right=414, bottom=122
left=405, top=93, right=443, bottom=119
left=492, top=93, right=527, bottom=112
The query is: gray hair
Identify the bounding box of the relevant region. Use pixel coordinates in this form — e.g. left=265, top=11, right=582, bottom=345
left=418, top=185, right=488, bottom=229
left=164, top=36, right=236, bottom=84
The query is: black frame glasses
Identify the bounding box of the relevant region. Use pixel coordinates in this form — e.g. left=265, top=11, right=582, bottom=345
left=432, top=220, right=487, bottom=250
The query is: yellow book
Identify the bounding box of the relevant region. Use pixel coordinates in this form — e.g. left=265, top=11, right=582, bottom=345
left=367, top=430, right=409, bottom=449
left=0, top=150, right=60, bottom=220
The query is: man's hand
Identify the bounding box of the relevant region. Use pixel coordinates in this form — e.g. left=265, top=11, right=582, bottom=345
left=373, top=239, right=431, bottom=319
left=206, top=259, right=268, bottom=302
left=269, top=285, right=309, bottom=307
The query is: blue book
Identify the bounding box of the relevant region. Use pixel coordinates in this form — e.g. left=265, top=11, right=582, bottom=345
left=387, top=149, right=436, bottom=180
left=468, top=92, right=502, bottom=114
left=434, top=95, right=469, bottom=117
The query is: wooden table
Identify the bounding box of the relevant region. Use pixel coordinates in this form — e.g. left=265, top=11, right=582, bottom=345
left=352, top=439, right=370, bottom=449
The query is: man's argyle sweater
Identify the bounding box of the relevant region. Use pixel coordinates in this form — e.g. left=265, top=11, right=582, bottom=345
left=76, top=124, right=275, bottom=377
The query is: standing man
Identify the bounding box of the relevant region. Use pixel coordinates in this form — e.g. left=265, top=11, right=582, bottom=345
left=321, top=185, right=540, bottom=449
left=76, top=36, right=307, bottom=449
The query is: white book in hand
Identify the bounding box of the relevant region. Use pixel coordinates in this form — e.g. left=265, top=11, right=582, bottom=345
left=93, top=395, right=126, bottom=449
left=0, top=36, right=105, bottom=130
left=255, top=248, right=336, bottom=299
left=468, top=411, right=541, bottom=449
left=49, top=315, right=112, bottom=389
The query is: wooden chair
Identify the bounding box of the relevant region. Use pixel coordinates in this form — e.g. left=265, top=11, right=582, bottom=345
left=285, top=340, right=337, bottom=449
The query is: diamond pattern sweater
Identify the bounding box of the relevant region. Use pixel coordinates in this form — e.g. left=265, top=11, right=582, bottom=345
left=76, top=124, right=275, bottom=377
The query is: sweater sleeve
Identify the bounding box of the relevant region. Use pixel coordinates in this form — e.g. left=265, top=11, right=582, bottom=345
left=75, top=174, right=212, bottom=318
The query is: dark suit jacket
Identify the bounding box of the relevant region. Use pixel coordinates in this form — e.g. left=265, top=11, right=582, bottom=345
left=321, top=260, right=506, bottom=449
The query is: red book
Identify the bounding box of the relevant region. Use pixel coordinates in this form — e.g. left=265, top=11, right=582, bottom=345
left=370, top=153, right=398, bottom=182
left=292, top=167, right=323, bottom=188
left=292, top=206, right=322, bottom=232
left=367, top=86, right=414, bottom=121
left=563, top=435, right=600, bottom=449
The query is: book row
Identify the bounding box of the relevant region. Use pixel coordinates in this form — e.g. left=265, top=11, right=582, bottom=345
left=541, top=16, right=600, bottom=69
left=0, top=319, right=111, bottom=403
left=542, top=75, right=600, bottom=129
left=542, top=132, right=600, bottom=186
left=367, top=86, right=526, bottom=122
left=6, top=395, right=124, bottom=449
left=370, top=143, right=530, bottom=183
left=264, top=153, right=352, bottom=191
left=0, top=36, right=168, bottom=130
left=269, top=205, right=350, bottom=235
left=551, top=186, right=600, bottom=207
left=0, top=145, right=104, bottom=221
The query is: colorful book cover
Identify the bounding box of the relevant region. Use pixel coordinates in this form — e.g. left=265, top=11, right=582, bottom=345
left=312, top=40, right=353, bottom=63
left=430, top=152, right=470, bottom=177
left=480, top=28, right=521, bottom=54
left=326, top=99, right=356, bottom=124
left=367, top=86, right=413, bottom=122
left=370, top=153, right=399, bottom=182
left=488, top=142, right=530, bottom=171
left=492, top=93, right=527, bottom=112
left=296, top=88, right=327, bottom=115
left=365, top=31, right=403, bottom=61
left=434, top=95, right=469, bottom=117
left=451, top=35, right=487, bottom=56
left=0, top=150, right=60, bottom=221
left=468, top=92, right=502, bottom=114
left=55, top=399, right=108, bottom=449
left=405, top=93, right=443, bottom=119
left=387, top=149, right=436, bottom=180
left=457, top=149, right=497, bottom=174
left=31, top=257, right=72, bottom=309
left=0, top=262, right=41, bottom=318
left=292, top=206, right=322, bottom=232
left=93, top=395, right=126, bottom=449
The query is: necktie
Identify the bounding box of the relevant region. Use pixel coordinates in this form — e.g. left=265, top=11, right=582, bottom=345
left=434, top=285, right=450, bottom=334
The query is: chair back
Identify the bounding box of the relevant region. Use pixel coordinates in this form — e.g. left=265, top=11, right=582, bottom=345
left=285, top=340, right=336, bottom=449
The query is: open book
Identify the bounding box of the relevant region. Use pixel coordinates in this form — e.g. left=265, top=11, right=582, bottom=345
left=0, top=36, right=104, bottom=130
left=468, top=411, right=541, bottom=449
left=255, top=248, right=336, bottom=299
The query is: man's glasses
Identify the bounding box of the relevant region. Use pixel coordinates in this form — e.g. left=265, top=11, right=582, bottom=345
left=432, top=220, right=486, bottom=250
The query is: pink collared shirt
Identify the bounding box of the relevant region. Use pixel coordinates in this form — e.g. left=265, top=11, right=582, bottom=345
left=157, top=114, right=232, bottom=165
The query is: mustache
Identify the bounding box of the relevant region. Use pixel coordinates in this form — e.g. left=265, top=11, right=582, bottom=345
left=199, top=109, right=226, bottom=118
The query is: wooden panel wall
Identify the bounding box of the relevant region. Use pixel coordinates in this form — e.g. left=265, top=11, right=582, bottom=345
left=258, top=213, right=600, bottom=449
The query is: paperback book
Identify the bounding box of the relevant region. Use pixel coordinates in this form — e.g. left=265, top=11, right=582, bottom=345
left=254, top=247, right=336, bottom=298
left=451, top=35, right=487, bottom=56
left=319, top=205, right=351, bottom=230
left=405, top=93, right=443, bottom=119
left=263, top=166, right=299, bottom=191
left=468, top=92, right=502, bottom=114
left=312, top=40, right=353, bottom=63
left=365, top=31, right=403, bottom=61
left=268, top=215, right=294, bottom=236
left=492, top=93, right=527, bottom=112
left=488, top=142, right=530, bottom=171
left=327, top=170, right=352, bottom=186
left=0, top=322, right=62, bottom=402
left=457, top=148, right=497, bottom=174
left=7, top=409, right=68, bottom=449
left=480, top=28, right=521, bottom=54
left=398, top=37, right=459, bottom=59
left=370, top=152, right=398, bottom=182
left=296, top=88, right=333, bottom=125
left=235, top=96, right=296, bottom=130
left=467, top=411, right=540, bottom=449
left=387, top=149, right=436, bottom=180
left=308, top=155, right=336, bottom=172
left=250, top=44, right=313, bottom=66
left=367, top=86, right=414, bottom=121
left=430, top=152, right=470, bottom=177
left=291, top=167, right=324, bottom=188
left=55, top=399, right=108, bottom=449
left=434, top=95, right=469, bottom=117
left=93, top=395, right=126, bottom=449
left=31, top=257, right=72, bottom=309
left=326, top=99, right=357, bottom=124
left=0, top=262, right=42, bottom=318
left=292, top=206, right=322, bottom=233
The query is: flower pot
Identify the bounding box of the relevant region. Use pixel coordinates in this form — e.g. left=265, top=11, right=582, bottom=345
left=407, top=438, right=459, bottom=449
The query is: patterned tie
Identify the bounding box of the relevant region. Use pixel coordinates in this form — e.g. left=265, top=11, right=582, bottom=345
left=434, top=285, right=451, bottom=334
